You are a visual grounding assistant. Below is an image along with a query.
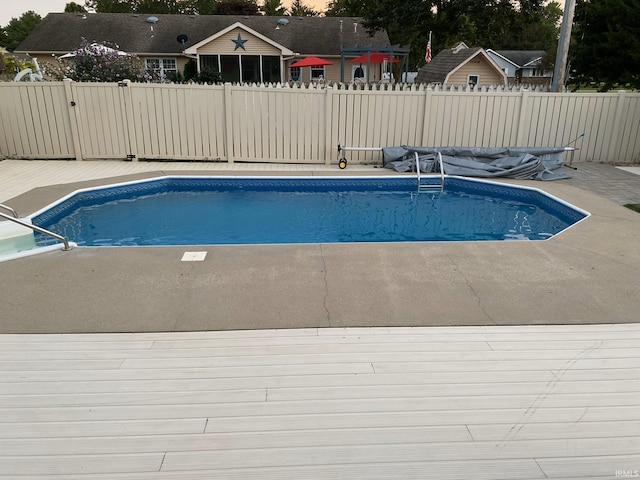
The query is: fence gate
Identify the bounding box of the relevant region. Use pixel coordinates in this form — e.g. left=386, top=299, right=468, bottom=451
left=69, top=81, right=136, bottom=160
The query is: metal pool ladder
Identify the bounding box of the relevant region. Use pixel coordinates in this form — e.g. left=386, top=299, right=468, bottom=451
left=0, top=204, right=72, bottom=251
left=416, top=152, right=445, bottom=193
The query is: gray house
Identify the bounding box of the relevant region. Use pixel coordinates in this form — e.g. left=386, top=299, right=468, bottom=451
left=485, top=49, right=551, bottom=86
left=16, top=13, right=391, bottom=84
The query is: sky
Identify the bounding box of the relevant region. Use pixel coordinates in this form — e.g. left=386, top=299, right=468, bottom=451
left=0, top=0, right=332, bottom=26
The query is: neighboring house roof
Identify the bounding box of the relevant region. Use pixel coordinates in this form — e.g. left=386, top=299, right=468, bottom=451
left=487, top=49, right=546, bottom=69
left=414, top=42, right=504, bottom=84
left=16, top=13, right=390, bottom=57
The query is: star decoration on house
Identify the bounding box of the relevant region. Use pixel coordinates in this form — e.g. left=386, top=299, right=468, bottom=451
left=231, top=33, right=247, bottom=51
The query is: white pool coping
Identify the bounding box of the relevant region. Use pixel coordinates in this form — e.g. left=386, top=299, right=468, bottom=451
left=617, top=166, right=640, bottom=176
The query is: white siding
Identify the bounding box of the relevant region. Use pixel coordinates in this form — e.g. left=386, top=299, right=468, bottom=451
left=197, top=28, right=281, bottom=56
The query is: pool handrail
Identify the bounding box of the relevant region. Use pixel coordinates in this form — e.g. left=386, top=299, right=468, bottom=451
left=416, top=152, right=445, bottom=193
left=0, top=212, right=72, bottom=251
left=0, top=203, right=19, bottom=218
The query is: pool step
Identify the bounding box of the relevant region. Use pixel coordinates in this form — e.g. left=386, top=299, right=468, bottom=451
left=418, top=181, right=443, bottom=192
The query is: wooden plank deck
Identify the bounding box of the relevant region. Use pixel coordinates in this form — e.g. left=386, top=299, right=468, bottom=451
left=0, top=325, right=638, bottom=479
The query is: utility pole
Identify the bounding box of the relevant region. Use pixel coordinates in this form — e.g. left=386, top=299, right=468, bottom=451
left=551, top=0, right=577, bottom=92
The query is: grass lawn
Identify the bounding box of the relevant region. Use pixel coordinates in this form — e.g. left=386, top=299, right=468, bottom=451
left=624, top=204, right=640, bottom=213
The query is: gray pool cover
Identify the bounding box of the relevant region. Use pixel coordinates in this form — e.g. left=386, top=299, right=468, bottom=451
left=382, top=146, right=571, bottom=180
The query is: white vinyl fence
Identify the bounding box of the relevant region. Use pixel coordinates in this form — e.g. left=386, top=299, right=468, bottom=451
left=0, top=79, right=639, bottom=164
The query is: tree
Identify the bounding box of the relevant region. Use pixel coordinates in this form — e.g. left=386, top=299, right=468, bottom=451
left=216, top=0, right=260, bottom=14
left=325, top=0, right=368, bottom=17
left=45, top=39, right=151, bottom=82
left=1, top=48, right=32, bottom=78
left=136, top=0, right=200, bottom=13
left=85, top=0, right=267, bottom=15
left=357, top=0, right=561, bottom=71
left=190, top=0, right=218, bottom=14
left=183, top=58, right=197, bottom=81
left=289, top=0, right=318, bottom=16
left=84, top=0, right=135, bottom=13
left=65, top=2, right=88, bottom=13
left=261, top=0, right=287, bottom=16
left=360, top=0, right=432, bottom=69
left=571, top=0, right=640, bottom=90
left=1, top=11, right=42, bottom=51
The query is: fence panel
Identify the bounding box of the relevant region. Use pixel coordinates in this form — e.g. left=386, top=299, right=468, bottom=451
left=128, top=83, right=227, bottom=161
left=226, top=83, right=328, bottom=163
left=617, top=94, right=640, bottom=163
left=521, top=93, right=603, bottom=162
left=0, top=82, right=74, bottom=158
left=1, top=82, right=639, bottom=164
left=334, top=84, right=426, bottom=164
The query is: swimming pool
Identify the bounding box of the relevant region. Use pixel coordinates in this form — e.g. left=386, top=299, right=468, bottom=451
left=30, top=176, right=588, bottom=246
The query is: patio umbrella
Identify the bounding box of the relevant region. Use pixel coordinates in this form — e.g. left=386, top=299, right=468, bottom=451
left=351, top=51, right=400, bottom=64
left=59, top=43, right=129, bottom=59
left=290, top=56, right=333, bottom=68
left=290, top=56, right=333, bottom=82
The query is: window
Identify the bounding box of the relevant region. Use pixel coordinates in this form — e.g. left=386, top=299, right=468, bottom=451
left=241, top=55, right=260, bottom=83
left=220, top=55, right=240, bottom=83
left=146, top=58, right=160, bottom=71
left=146, top=58, right=177, bottom=81
left=311, top=66, right=325, bottom=81
left=199, top=55, right=281, bottom=83
left=200, top=55, right=219, bottom=72
left=262, top=56, right=281, bottom=83
left=467, top=74, right=479, bottom=86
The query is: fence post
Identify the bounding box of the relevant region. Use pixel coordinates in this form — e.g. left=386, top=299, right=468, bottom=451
left=609, top=90, right=628, bottom=163
left=223, top=82, right=234, bottom=164
left=120, top=79, right=139, bottom=161
left=515, top=89, right=530, bottom=146
left=324, top=84, right=333, bottom=165
left=513, top=88, right=530, bottom=147
left=62, top=79, right=83, bottom=161
left=421, top=86, right=433, bottom=146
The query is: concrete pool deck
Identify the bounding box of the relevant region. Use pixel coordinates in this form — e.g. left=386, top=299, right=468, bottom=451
left=0, top=159, right=639, bottom=480
left=0, top=160, right=639, bottom=333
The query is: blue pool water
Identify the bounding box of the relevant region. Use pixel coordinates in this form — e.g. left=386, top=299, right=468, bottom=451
left=32, top=177, right=588, bottom=246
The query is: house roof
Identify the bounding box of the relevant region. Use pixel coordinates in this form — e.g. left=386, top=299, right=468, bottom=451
left=414, top=45, right=484, bottom=84
left=488, top=50, right=546, bottom=68
left=16, top=13, right=390, bottom=57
